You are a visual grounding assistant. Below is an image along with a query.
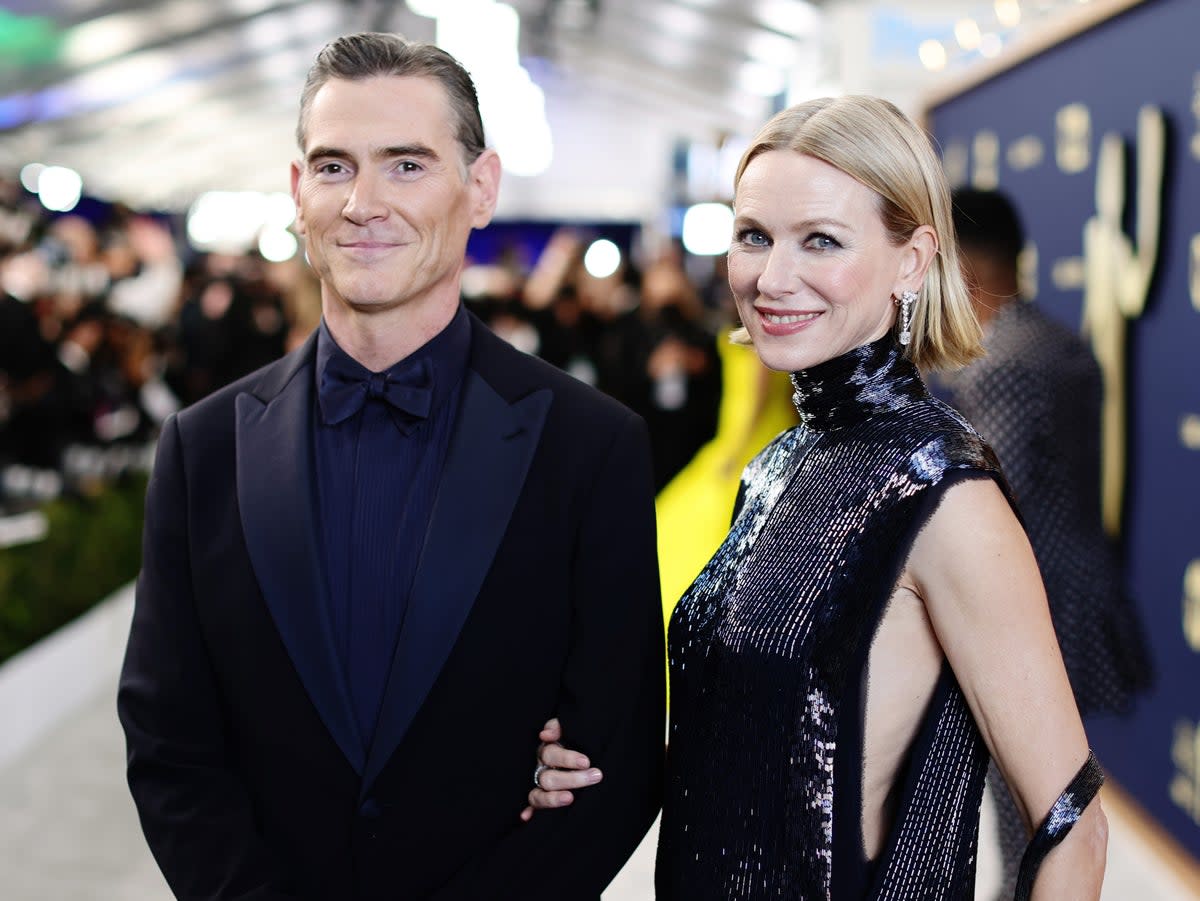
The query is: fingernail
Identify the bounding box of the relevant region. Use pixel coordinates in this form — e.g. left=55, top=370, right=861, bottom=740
left=576, top=757, right=590, bottom=769
left=587, top=769, right=603, bottom=783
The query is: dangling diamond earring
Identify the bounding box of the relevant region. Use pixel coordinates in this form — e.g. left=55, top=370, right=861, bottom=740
left=895, top=290, right=917, bottom=346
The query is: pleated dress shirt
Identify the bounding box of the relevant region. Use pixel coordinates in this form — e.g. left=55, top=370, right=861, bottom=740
left=313, top=306, right=469, bottom=749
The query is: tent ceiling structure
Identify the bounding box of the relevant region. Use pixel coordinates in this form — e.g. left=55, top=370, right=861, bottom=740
left=0, top=0, right=1099, bottom=212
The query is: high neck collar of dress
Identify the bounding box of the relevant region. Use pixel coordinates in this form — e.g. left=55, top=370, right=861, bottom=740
left=789, top=335, right=927, bottom=431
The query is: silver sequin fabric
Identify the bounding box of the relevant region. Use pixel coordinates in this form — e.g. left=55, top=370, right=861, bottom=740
left=656, top=337, right=1005, bottom=900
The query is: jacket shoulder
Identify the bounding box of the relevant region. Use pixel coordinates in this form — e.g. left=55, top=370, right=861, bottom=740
left=174, top=336, right=314, bottom=435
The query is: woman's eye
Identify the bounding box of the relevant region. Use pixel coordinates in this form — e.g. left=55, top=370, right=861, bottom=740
left=737, top=229, right=769, bottom=247
left=806, top=233, right=840, bottom=250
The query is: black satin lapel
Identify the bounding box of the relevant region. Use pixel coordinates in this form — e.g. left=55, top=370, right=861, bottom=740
left=361, top=372, right=552, bottom=792
left=235, top=374, right=366, bottom=773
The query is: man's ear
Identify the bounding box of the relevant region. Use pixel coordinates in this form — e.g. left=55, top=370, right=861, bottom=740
left=289, top=160, right=306, bottom=235
left=468, top=149, right=502, bottom=229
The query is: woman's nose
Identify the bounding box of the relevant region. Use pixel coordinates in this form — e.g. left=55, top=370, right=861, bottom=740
left=757, top=248, right=798, bottom=300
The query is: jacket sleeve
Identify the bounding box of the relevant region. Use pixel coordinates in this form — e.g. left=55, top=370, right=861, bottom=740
left=952, top=357, right=1049, bottom=503
left=434, top=412, right=666, bottom=900
left=117, top=415, right=299, bottom=901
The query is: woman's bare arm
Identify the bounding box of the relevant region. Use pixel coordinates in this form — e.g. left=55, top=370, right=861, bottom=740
left=905, top=477, right=1107, bottom=900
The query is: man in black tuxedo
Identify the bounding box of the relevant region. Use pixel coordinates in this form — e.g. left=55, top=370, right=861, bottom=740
left=118, top=32, right=664, bottom=900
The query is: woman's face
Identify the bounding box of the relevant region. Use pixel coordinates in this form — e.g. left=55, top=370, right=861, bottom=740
left=728, top=150, right=925, bottom=372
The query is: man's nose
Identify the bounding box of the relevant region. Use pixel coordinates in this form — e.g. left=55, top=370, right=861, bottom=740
left=342, top=172, right=389, bottom=224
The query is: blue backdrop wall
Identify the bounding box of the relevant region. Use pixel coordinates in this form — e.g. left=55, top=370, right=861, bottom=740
left=926, top=0, right=1200, bottom=860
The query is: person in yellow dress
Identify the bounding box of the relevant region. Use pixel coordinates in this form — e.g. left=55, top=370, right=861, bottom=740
left=654, top=330, right=797, bottom=626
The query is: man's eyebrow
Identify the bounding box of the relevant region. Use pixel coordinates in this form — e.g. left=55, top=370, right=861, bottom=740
left=375, top=144, right=439, bottom=161
left=304, top=145, right=346, bottom=164
left=304, top=144, right=441, bottom=164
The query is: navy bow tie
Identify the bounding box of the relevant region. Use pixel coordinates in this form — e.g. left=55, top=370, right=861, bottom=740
left=318, top=353, right=434, bottom=432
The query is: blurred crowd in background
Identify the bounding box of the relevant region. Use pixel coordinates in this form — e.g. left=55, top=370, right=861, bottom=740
left=0, top=174, right=734, bottom=512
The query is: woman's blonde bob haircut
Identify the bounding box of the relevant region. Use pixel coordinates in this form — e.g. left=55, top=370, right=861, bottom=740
left=729, top=95, right=982, bottom=372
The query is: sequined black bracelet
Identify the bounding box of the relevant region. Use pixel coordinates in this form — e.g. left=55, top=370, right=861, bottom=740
left=1014, top=750, right=1105, bottom=901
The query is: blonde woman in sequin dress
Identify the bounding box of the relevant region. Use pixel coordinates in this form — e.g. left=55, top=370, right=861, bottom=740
left=522, top=96, right=1107, bottom=901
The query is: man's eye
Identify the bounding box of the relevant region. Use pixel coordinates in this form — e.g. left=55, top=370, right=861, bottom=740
left=398, top=161, right=423, bottom=174
left=315, top=162, right=345, bottom=176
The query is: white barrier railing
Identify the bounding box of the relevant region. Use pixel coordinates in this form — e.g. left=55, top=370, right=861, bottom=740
left=0, top=582, right=134, bottom=769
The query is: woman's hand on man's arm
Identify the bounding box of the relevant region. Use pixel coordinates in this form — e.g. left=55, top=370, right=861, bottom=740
left=519, top=718, right=605, bottom=822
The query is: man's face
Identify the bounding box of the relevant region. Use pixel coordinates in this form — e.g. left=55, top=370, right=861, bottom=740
left=291, top=75, right=498, bottom=320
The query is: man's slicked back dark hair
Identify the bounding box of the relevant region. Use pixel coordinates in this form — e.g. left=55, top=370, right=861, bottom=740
left=950, top=187, right=1026, bottom=269
left=296, top=32, right=486, bottom=166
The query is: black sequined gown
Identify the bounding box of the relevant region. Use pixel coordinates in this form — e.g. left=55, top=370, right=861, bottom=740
left=656, top=336, right=1096, bottom=900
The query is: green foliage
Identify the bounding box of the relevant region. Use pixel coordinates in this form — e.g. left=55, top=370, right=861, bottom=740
left=0, top=475, right=146, bottom=665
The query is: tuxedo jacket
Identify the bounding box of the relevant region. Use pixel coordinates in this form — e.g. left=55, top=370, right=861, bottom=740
left=118, top=312, right=665, bottom=900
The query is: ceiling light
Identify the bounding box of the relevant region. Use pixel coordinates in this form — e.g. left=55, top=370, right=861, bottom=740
left=60, top=12, right=146, bottom=68
left=954, top=19, right=981, bottom=50
left=436, top=3, right=553, bottom=177
left=481, top=69, right=554, bottom=177
left=995, top=0, right=1022, bottom=28
left=918, top=40, right=947, bottom=71
left=437, top=2, right=520, bottom=75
